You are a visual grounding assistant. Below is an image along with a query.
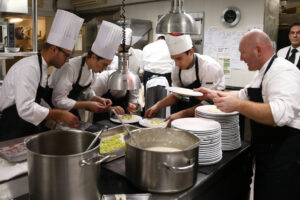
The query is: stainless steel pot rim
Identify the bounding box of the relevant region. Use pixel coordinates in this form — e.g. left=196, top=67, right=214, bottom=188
left=25, top=131, right=101, bottom=158
left=125, top=127, right=200, bottom=152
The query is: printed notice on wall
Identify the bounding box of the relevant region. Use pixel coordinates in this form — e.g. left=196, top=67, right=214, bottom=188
left=217, top=53, right=231, bottom=78
left=203, top=25, right=263, bottom=70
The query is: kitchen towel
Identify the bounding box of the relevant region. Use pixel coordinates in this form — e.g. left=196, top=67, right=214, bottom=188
left=0, top=158, right=27, bottom=182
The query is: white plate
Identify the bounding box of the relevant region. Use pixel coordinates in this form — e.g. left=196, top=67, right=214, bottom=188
left=166, top=87, right=203, bottom=97
left=171, top=117, right=221, bottom=132
left=195, top=105, right=239, bottom=116
left=110, top=114, right=142, bottom=124
left=139, top=118, right=168, bottom=128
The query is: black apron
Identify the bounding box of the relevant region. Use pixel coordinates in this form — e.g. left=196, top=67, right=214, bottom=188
left=93, top=90, right=129, bottom=123
left=247, top=55, right=300, bottom=200
left=173, top=55, right=201, bottom=112
left=68, top=57, right=92, bottom=117
left=0, top=53, right=50, bottom=141
left=285, top=47, right=300, bottom=69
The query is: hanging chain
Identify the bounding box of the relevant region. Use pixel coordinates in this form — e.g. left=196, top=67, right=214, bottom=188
left=121, top=0, right=127, bottom=52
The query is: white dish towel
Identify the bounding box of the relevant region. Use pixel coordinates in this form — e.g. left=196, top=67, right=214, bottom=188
left=0, top=158, right=27, bottom=182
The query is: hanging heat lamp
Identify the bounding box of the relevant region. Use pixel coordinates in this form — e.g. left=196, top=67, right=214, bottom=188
left=107, top=0, right=141, bottom=91
left=156, top=0, right=199, bottom=35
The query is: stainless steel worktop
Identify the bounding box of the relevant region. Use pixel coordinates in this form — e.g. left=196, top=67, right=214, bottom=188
left=0, top=121, right=252, bottom=200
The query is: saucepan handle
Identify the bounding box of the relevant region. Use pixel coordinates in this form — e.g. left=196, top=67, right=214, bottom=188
left=163, top=161, right=195, bottom=173
left=79, top=154, right=111, bottom=167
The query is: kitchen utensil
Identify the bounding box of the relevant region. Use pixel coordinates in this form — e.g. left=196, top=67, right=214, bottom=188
left=111, top=109, right=140, bottom=148
left=125, top=128, right=200, bottom=193
left=85, top=125, right=108, bottom=152
left=99, top=124, right=139, bottom=163
left=25, top=130, right=109, bottom=200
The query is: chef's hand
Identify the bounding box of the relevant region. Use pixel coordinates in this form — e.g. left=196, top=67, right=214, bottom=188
left=165, top=112, right=185, bottom=127
left=110, top=106, right=125, bottom=115
left=213, top=92, right=240, bottom=113
left=194, top=87, right=219, bottom=100
left=87, top=101, right=107, bottom=113
left=92, top=96, right=112, bottom=109
left=127, top=103, right=138, bottom=113
left=53, top=110, right=79, bottom=128
left=144, top=105, right=159, bottom=118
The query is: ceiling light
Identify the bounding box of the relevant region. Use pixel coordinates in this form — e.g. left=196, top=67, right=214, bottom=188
left=156, top=0, right=199, bottom=35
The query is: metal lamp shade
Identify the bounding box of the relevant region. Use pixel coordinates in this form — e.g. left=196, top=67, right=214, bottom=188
left=107, top=52, right=141, bottom=90
left=156, top=0, right=199, bottom=35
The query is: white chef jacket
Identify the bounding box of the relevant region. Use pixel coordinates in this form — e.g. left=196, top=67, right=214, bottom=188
left=277, top=45, right=300, bottom=65
left=143, top=40, right=174, bottom=74
left=49, top=56, right=95, bottom=111
left=239, top=56, right=300, bottom=129
left=92, top=70, right=139, bottom=104
left=0, top=55, right=49, bottom=125
left=108, top=47, right=143, bottom=74
left=172, top=53, right=225, bottom=91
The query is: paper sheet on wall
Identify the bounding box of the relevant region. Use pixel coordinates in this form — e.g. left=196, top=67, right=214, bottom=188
left=217, top=53, right=231, bottom=78
left=203, top=25, right=263, bottom=71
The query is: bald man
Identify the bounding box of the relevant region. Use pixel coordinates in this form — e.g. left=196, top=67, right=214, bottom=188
left=195, top=29, right=300, bottom=200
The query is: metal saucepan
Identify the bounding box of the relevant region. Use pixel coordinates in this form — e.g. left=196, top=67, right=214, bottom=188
left=125, top=128, right=200, bottom=193
left=25, top=130, right=108, bottom=200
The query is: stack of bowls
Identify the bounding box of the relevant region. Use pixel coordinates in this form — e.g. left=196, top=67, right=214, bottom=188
left=195, top=105, right=241, bottom=151
left=171, top=117, right=222, bottom=166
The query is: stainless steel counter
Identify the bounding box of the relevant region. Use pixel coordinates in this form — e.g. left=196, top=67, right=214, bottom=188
left=0, top=122, right=252, bottom=200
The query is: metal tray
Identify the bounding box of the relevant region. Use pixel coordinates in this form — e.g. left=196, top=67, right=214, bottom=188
left=101, top=193, right=151, bottom=200
left=0, top=142, right=27, bottom=163
left=100, top=124, right=140, bottom=163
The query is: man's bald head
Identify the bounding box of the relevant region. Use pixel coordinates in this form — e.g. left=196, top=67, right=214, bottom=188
left=241, top=29, right=273, bottom=50
left=239, top=29, right=274, bottom=71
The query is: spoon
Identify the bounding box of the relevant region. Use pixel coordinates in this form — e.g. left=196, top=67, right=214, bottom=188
left=111, top=109, right=141, bottom=148
left=85, top=125, right=108, bottom=152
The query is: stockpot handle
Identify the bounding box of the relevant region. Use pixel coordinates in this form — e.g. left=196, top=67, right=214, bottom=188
left=80, top=155, right=111, bottom=167
left=163, top=161, right=195, bottom=173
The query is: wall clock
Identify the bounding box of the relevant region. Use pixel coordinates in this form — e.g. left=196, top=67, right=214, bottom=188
left=221, top=7, right=241, bottom=27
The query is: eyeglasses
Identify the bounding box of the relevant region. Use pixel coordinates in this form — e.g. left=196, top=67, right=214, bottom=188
left=57, top=47, right=71, bottom=58
left=289, top=31, right=300, bottom=36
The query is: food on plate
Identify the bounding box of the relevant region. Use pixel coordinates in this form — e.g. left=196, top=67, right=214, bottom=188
left=121, top=115, right=133, bottom=121
left=146, top=146, right=181, bottom=152
left=150, top=119, right=164, bottom=125
left=100, top=134, right=125, bottom=154
left=207, top=107, right=225, bottom=114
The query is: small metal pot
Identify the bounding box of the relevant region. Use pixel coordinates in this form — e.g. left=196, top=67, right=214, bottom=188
left=125, top=128, right=200, bottom=193
left=25, top=130, right=108, bottom=200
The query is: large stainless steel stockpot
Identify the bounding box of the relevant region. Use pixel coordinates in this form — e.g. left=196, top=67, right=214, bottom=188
left=125, top=128, right=200, bottom=193
left=25, top=130, right=107, bottom=200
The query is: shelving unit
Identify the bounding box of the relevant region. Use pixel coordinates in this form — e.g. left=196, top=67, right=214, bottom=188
left=0, top=0, right=38, bottom=79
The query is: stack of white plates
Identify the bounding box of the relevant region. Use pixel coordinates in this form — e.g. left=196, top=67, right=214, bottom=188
left=171, top=118, right=222, bottom=166
left=195, top=105, right=241, bottom=151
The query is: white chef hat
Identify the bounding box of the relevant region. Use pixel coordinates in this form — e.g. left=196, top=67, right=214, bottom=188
left=120, top=28, right=132, bottom=46
left=47, top=9, right=84, bottom=51
left=165, top=34, right=193, bottom=55
left=91, top=20, right=122, bottom=60
left=155, top=34, right=165, bottom=40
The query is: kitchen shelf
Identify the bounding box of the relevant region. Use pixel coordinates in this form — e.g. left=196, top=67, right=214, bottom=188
left=0, top=52, right=37, bottom=59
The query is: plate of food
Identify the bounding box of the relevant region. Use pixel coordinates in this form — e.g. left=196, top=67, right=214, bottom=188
left=166, top=87, right=203, bottom=97
left=139, top=118, right=168, bottom=128
left=110, top=114, right=142, bottom=124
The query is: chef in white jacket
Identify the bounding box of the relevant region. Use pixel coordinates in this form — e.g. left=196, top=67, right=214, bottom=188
left=277, top=23, right=300, bottom=69
left=0, top=10, right=83, bottom=141
left=49, top=21, right=122, bottom=119
left=91, top=70, right=139, bottom=122
left=145, top=34, right=225, bottom=125
left=142, top=34, right=175, bottom=118
left=109, top=28, right=143, bottom=74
